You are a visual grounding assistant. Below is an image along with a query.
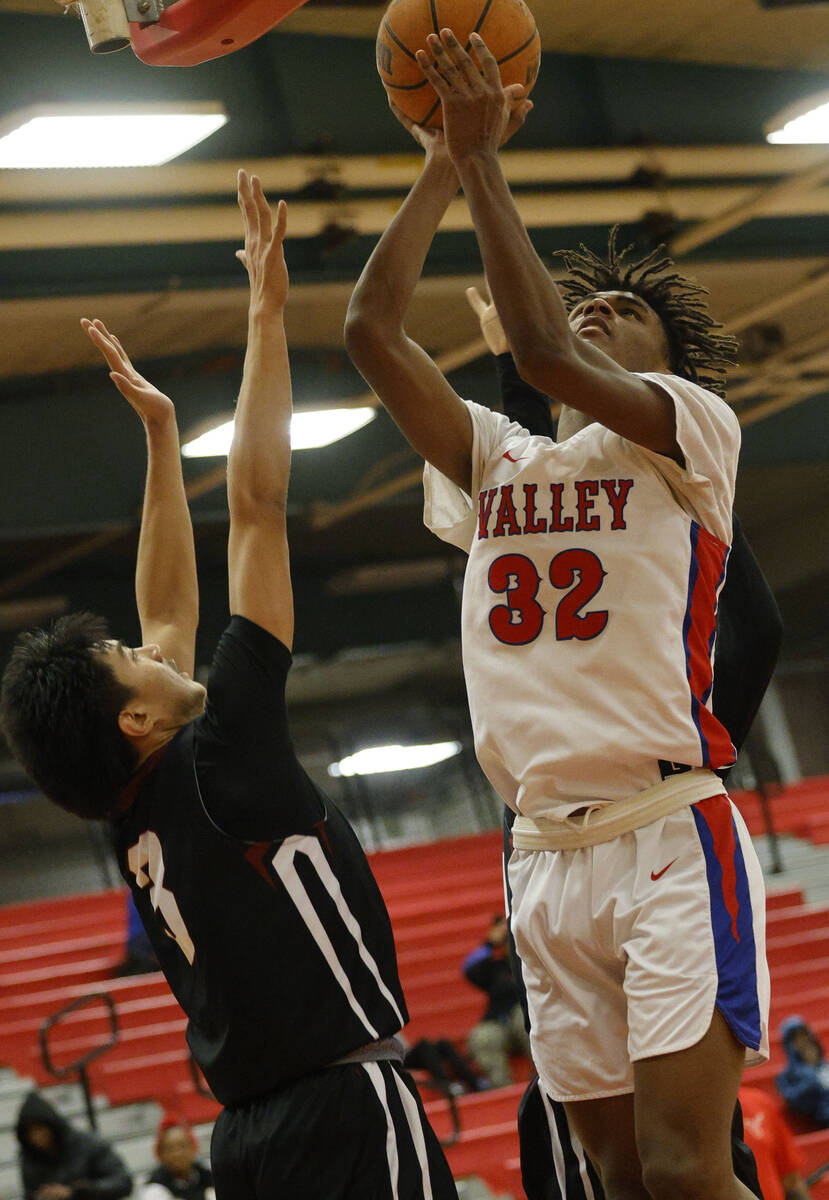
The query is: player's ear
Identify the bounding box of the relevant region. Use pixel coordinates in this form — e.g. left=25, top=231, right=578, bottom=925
left=118, top=705, right=151, bottom=739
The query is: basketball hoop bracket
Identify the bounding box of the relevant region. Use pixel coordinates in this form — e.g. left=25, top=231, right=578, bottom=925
left=122, top=0, right=163, bottom=23
left=129, top=0, right=311, bottom=67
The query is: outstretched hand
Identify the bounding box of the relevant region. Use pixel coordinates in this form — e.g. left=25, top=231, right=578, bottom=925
left=415, top=29, right=533, bottom=165
left=81, top=318, right=174, bottom=428
left=466, top=281, right=509, bottom=355
left=236, top=169, right=289, bottom=313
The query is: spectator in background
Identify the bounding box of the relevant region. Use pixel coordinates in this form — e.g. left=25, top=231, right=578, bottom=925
left=15, top=1091, right=131, bottom=1200
left=402, top=1036, right=484, bottom=1096
left=139, top=1116, right=213, bottom=1200
left=739, top=1086, right=811, bottom=1200
left=777, top=1017, right=829, bottom=1126
left=463, top=915, right=531, bottom=1088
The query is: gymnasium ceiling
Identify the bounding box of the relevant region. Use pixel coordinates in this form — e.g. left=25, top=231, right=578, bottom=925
left=0, top=0, right=828, bottom=774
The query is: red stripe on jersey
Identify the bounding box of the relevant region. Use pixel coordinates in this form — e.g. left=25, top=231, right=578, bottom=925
left=686, top=524, right=735, bottom=766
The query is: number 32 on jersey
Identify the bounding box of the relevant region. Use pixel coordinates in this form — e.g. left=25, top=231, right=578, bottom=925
left=488, top=549, right=607, bottom=645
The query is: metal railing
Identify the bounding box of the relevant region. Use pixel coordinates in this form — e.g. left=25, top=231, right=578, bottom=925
left=39, top=992, right=119, bottom=1131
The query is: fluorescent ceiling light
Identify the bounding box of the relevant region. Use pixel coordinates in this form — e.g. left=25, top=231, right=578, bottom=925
left=766, top=92, right=829, bottom=144
left=328, top=742, right=463, bottom=778
left=0, top=103, right=227, bottom=169
left=181, top=408, right=376, bottom=457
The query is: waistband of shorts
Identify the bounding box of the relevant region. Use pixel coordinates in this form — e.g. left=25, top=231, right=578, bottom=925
left=329, top=1035, right=406, bottom=1068
left=512, top=769, right=725, bottom=850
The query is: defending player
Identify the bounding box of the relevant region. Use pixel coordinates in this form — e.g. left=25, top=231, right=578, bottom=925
left=0, top=171, right=457, bottom=1200
left=469, top=288, right=780, bottom=1200
left=345, top=33, right=770, bottom=1200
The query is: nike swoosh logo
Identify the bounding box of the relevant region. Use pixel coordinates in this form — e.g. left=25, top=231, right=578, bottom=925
left=650, top=858, right=678, bottom=881
left=502, top=450, right=524, bottom=462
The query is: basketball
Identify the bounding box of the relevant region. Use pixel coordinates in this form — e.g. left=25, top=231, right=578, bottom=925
left=376, top=0, right=540, bottom=129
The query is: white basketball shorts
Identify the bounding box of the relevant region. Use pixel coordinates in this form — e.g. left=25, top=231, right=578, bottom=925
left=508, top=794, right=770, bottom=1102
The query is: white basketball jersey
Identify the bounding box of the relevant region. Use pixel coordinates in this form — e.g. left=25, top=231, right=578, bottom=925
left=424, top=373, right=741, bottom=820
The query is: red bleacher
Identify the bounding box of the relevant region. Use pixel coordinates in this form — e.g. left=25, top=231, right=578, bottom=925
left=2, top=782, right=829, bottom=1196
left=733, top=775, right=829, bottom=845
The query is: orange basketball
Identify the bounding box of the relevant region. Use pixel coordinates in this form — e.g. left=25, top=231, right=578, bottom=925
left=376, top=0, right=540, bottom=129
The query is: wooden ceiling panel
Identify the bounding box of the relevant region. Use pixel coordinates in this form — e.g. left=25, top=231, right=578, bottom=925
left=280, top=0, right=829, bottom=70
left=0, top=258, right=825, bottom=386
left=1, top=0, right=827, bottom=69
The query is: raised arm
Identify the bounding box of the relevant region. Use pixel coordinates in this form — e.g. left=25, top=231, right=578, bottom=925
left=420, top=31, right=679, bottom=459
left=344, top=123, right=474, bottom=492
left=225, top=170, right=294, bottom=649
left=82, top=319, right=198, bottom=676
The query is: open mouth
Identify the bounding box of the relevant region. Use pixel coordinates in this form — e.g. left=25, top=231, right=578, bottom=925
left=577, top=317, right=610, bottom=336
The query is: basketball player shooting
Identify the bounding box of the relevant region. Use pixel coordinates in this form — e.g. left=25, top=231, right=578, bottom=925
left=469, top=287, right=780, bottom=1200
left=345, top=28, right=770, bottom=1200
left=0, top=171, right=457, bottom=1200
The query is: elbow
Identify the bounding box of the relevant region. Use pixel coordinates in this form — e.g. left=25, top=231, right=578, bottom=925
left=226, top=460, right=289, bottom=519
left=512, top=345, right=562, bottom=394
left=344, top=301, right=392, bottom=365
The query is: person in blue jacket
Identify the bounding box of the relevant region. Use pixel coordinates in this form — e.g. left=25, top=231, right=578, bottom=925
left=777, top=1017, right=829, bottom=1126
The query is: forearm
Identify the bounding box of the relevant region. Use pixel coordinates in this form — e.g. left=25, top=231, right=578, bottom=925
left=227, top=306, right=291, bottom=510
left=457, top=152, right=677, bottom=453
left=347, top=156, right=458, bottom=337
left=457, top=153, right=573, bottom=371
left=136, top=413, right=198, bottom=632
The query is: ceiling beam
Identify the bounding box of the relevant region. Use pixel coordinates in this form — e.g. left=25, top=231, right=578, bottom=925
left=739, top=377, right=829, bottom=428
left=724, top=265, right=829, bottom=335
left=2, top=145, right=827, bottom=206
left=2, top=183, right=829, bottom=251
left=671, top=149, right=829, bottom=256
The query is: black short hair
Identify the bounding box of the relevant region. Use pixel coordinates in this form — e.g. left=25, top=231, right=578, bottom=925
left=556, top=228, right=739, bottom=397
left=0, top=613, right=138, bottom=819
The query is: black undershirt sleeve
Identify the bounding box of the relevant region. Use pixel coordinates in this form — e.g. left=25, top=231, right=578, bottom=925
left=194, top=615, right=325, bottom=841
left=495, top=352, right=557, bottom=438
left=713, top=513, right=783, bottom=759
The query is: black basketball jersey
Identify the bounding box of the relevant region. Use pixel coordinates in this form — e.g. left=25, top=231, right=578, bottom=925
left=111, top=616, right=408, bottom=1107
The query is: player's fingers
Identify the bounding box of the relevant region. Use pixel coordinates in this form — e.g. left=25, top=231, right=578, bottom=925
left=107, top=371, right=139, bottom=405
left=236, top=168, right=249, bottom=213
left=93, top=323, right=133, bottom=373
left=428, top=32, right=473, bottom=95
left=465, top=286, right=488, bottom=319
left=469, top=32, right=502, bottom=88
left=99, top=324, right=133, bottom=369
left=235, top=249, right=248, bottom=268
left=439, top=29, right=480, bottom=90
left=83, top=321, right=123, bottom=369
left=251, top=175, right=273, bottom=243
left=417, top=44, right=454, bottom=96
left=388, top=97, right=415, bottom=132
left=237, top=169, right=259, bottom=245
left=273, top=198, right=287, bottom=243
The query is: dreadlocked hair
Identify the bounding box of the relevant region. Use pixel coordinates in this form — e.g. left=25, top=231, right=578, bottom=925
left=556, top=227, right=739, bottom=397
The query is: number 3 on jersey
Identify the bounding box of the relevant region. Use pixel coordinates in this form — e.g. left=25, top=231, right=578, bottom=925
left=488, top=549, right=608, bottom=645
